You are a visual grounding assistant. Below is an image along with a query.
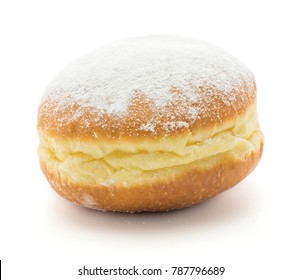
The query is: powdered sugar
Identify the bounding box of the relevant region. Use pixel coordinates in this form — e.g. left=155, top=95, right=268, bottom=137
left=42, top=35, right=255, bottom=133
left=163, top=121, right=189, bottom=132
left=140, top=122, right=156, bottom=133
left=82, top=194, right=96, bottom=207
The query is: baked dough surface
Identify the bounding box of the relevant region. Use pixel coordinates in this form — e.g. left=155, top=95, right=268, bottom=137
left=38, top=35, right=263, bottom=211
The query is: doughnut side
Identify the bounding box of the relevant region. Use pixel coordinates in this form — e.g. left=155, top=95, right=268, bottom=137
left=39, top=141, right=263, bottom=212
left=38, top=83, right=256, bottom=141
left=38, top=103, right=260, bottom=186
left=37, top=100, right=263, bottom=212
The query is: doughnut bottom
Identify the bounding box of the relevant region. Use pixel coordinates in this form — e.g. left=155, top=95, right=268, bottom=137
left=40, top=142, right=263, bottom=212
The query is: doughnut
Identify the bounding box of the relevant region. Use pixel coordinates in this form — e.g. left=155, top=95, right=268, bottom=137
left=37, top=35, right=264, bottom=212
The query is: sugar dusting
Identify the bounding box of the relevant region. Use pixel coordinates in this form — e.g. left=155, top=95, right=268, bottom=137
left=140, top=122, right=156, bottom=133
left=82, top=194, right=96, bottom=207
left=163, top=121, right=189, bottom=132
left=42, top=35, right=255, bottom=133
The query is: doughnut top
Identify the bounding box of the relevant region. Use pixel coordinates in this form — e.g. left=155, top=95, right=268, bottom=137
left=39, top=35, right=256, bottom=139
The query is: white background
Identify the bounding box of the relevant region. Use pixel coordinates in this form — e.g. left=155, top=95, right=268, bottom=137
left=0, top=0, right=300, bottom=279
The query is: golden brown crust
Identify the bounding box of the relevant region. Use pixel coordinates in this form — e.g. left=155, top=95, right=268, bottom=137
left=38, top=36, right=262, bottom=212
left=40, top=142, right=263, bottom=212
left=37, top=83, right=256, bottom=141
